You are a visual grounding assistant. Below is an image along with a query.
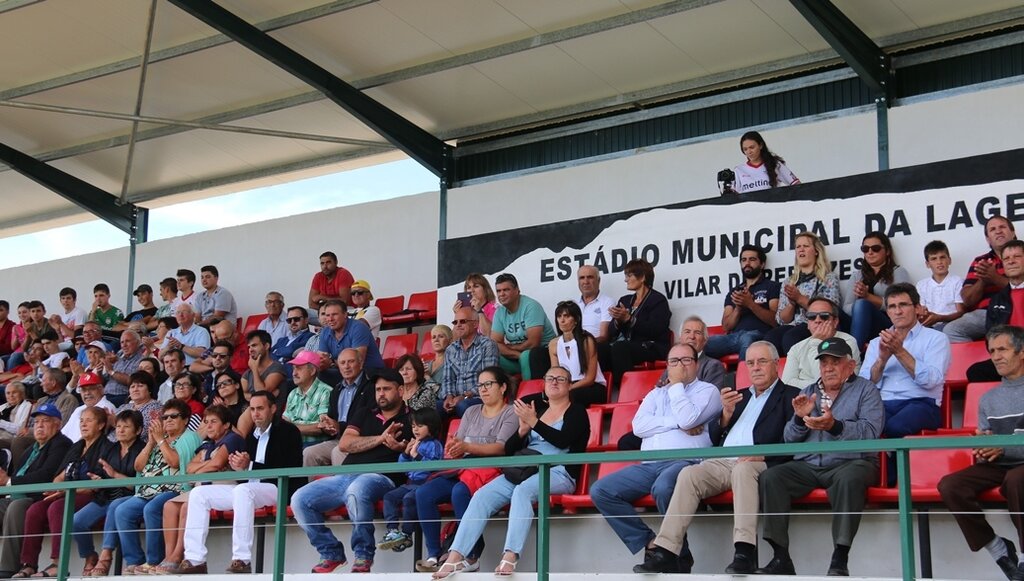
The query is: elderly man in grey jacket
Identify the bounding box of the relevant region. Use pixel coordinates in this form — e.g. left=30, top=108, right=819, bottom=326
left=755, top=338, right=884, bottom=577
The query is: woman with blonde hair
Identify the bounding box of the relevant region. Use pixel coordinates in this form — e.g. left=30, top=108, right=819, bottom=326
left=423, top=324, right=452, bottom=384
left=764, top=231, right=841, bottom=355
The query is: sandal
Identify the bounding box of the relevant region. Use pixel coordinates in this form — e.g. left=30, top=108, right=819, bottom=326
left=82, top=554, right=99, bottom=577
left=11, top=566, right=37, bottom=579
left=495, top=557, right=518, bottom=577
left=89, top=557, right=111, bottom=577
left=432, top=559, right=466, bottom=580
left=31, top=563, right=58, bottom=578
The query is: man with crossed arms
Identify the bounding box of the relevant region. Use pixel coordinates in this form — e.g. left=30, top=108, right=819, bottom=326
left=634, top=341, right=799, bottom=574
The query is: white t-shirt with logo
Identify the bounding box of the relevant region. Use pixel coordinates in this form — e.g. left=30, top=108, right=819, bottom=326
left=733, top=160, right=799, bottom=194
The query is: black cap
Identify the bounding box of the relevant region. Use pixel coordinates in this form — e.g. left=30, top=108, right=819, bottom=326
left=371, top=368, right=404, bottom=386
left=815, top=339, right=853, bottom=360
left=133, top=284, right=153, bottom=296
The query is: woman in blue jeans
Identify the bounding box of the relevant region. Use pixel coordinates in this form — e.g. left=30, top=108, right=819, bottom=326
left=843, top=232, right=910, bottom=348
left=73, top=409, right=144, bottom=576
left=413, top=366, right=518, bottom=573
left=433, top=366, right=589, bottom=578
left=110, top=399, right=201, bottom=574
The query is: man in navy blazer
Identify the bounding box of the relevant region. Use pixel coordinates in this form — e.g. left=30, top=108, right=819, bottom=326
left=634, top=341, right=798, bottom=574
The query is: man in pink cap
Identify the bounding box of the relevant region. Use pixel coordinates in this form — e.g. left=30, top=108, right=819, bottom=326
left=283, top=350, right=334, bottom=447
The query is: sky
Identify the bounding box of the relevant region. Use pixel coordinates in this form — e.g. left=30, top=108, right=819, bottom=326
left=0, top=158, right=437, bottom=270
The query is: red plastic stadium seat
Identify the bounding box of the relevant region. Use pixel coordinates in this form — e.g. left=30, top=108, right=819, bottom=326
left=586, top=407, right=604, bottom=451
left=242, top=313, right=268, bottom=336
left=419, top=330, right=436, bottom=361
left=616, top=370, right=661, bottom=404
left=382, top=333, right=418, bottom=368
left=869, top=436, right=975, bottom=503
left=940, top=341, right=990, bottom=427
left=707, top=325, right=725, bottom=336
left=946, top=341, right=990, bottom=391
left=593, top=401, right=640, bottom=452
left=517, top=379, right=545, bottom=399
left=407, top=290, right=438, bottom=322
left=931, top=381, right=1000, bottom=435
left=560, top=460, right=654, bottom=510
left=375, top=295, right=405, bottom=317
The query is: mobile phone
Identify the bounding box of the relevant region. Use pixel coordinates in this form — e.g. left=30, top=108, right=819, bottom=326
left=457, top=292, right=472, bottom=308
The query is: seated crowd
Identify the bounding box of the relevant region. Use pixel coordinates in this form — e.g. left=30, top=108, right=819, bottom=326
left=0, top=219, right=1018, bottom=579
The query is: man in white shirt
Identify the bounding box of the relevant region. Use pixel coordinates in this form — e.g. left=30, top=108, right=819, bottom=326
left=591, top=343, right=722, bottom=572
left=574, top=265, right=614, bottom=343
left=257, top=292, right=288, bottom=345
left=349, top=281, right=381, bottom=339
left=61, top=371, right=116, bottom=442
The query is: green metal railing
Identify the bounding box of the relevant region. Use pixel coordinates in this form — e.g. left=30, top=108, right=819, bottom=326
left=11, top=434, right=1018, bottom=581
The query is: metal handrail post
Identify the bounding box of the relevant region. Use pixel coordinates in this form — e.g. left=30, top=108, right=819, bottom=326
left=897, top=448, right=916, bottom=581
left=57, top=488, right=76, bottom=581
left=536, top=465, right=550, bottom=581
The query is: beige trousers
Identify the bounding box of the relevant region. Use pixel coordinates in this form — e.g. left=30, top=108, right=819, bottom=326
left=301, top=438, right=347, bottom=467
left=654, top=457, right=767, bottom=552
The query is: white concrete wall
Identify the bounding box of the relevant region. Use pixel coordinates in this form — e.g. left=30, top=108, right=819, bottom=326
left=0, top=192, right=440, bottom=322
left=449, top=80, right=1024, bottom=240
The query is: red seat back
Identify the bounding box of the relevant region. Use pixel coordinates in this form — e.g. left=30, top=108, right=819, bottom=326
left=408, top=291, right=437, bottom=315
left=618, top=370, right=661, bottom=403
left=707, top=325, right=725, bottom=336
left=963, top=382, right=1000, bottom=431
left=420, top=330, right=437, bottom=361
left=586, top=407, right=603, bottom=450
left=946, top=341, right=990, bottom=389
left=517, top=379, right=545, bottom=399
left=375, top=295, right=405, bottom=317
left=242, top=313, right=268, bottom=336
left=608, top=401, right=640, bottom=447
left=907, top=436, right=973, bottom=488
left=382, top=333, right=418, bottom=367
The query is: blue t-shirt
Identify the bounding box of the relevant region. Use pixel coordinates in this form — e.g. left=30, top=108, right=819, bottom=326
left=318, top=317, right=384, bottom=369
left=492, top=295, right=556, bottom=346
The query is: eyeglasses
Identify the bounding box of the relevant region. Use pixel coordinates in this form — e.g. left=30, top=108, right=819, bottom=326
left=451, top=319, right=475, bottom=326
left=286, top=317, right=304, bottom=323
left=805, top=312, right=833, bottom=321
left=476, top=380, right=499, bottom=390
left=543, top=375, right=569, bottom=385
left=886, top=301, right=915, bottom=311
left=860, top=244, right=884, bottom=253
left=211, top=352, right=229, bottom=359
left=667, top=356, right=696, bottom=366
left=351, top=290, right=368, bottom=296
left=161, top=413, right=183, bottom=420
left=746, top=358, right=774, bottom=367
left=216, top=380, right=235, bottom=388
left=174, top=381, right=194, bottom=389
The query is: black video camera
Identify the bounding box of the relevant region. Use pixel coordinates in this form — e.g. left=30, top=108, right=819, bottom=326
left=717, top=168, right=736, bottom=196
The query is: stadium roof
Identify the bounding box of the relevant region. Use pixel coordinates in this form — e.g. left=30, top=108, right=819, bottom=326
left=0, top=0, right=1021, bottom=239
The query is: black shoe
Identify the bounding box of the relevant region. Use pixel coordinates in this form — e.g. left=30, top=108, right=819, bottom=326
left=678, top=551, right=694, bottom=574
left=997, top=538, right=1020, bottom=580
left=633, top=547, right=681, bottom=574
left=826, top=560, right=849, bottom=576
left=726, top=552, right=756, bottom=574
left=755, top=556, right=795, bottom=575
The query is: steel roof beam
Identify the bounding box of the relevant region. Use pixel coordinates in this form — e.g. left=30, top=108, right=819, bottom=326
left=0, top=142, right=147, bottom=240
left=0, top=0, right=375, bottom=102
left=789, top=0, right=894, bottom=102
left=169, top=0, right=451, bottom=178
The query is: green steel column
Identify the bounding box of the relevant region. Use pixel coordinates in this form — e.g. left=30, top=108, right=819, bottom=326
left=537, top=465, right=550, bottom=581
left=897, top=449, right=916, bottom=581
left=273, top=476, right=288, bottom=581
left=57, top=488, right=75, bottom=581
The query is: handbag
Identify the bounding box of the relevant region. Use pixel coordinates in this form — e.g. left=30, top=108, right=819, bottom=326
left=501, top=448, right=542, bottom=485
